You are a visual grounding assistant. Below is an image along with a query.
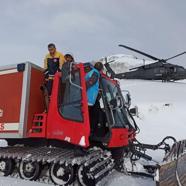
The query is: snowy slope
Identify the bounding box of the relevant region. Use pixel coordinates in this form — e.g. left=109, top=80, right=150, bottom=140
left=121, top=79, right=186, bottom=144
left=0, top=79, right=186, bottom=185
left=99, top=54, right=154, bottom=73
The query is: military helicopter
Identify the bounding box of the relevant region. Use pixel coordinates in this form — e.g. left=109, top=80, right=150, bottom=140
left=112, top=44, right=186, bottom=81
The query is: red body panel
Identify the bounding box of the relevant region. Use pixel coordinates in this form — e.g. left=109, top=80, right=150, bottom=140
left=0, top=63, right=45, bottom=137
left=0, top=72, right=23, bottom=124
left=108, top=128, right=129, bottom=147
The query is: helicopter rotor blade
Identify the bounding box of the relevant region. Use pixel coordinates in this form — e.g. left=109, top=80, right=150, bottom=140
left=119, top=44, right=160, bottom=61
left=165, top=51, right=186, bottom=62
left=129, top=66, right=140, bottom=70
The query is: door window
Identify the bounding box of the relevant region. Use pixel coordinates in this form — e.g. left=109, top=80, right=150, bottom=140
left=58, top=69, right=83, bottom=122
left=101, top=78, right=130, bottom=128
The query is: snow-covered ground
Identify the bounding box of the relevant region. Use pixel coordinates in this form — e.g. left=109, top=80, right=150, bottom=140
left=0, top=177, right=48, bottom=186
left=103, top=172, right=154, bottom=186
left=0, top=78, right=186, bottom=185
left=121, top=79, right=186, bottom=143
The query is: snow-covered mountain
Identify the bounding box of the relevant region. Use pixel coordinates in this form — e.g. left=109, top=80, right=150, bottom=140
left=99, top=54, right=154, bottom=73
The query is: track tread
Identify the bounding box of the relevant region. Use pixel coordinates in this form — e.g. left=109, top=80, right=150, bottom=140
left=0, top=146, right=111, bottom=185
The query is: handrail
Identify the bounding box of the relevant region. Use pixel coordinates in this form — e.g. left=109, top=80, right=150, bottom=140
left=69, top=62, right=83, bottom=90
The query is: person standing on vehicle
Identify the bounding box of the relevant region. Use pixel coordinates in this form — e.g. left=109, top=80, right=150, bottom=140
left=94, top=61, right=104, bottom=73
left=85, top=61, right=104, bottom=105
left=44, top=43, right=65, bottom=95
left=85, top=62, right=105, bottom=137
left=84, top=63, right=100, bottom=106
left=64, top=54, right=75, bottom=63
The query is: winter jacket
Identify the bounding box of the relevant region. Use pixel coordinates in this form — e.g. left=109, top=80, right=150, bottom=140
left=85, top=66, right=100, bottom=106
left=44, top=51, right=65, bottom=79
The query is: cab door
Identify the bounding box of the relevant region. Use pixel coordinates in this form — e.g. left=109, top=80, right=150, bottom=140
left=100, top=77, right=131, bottom=148
left=47, top=63, right=90, bottom=147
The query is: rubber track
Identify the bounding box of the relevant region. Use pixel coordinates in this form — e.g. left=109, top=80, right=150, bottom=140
left=0, top=146, right=110, bottom=185
left=0, top=146, right=103, bottom=165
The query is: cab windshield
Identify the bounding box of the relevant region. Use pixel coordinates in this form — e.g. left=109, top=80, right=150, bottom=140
left=101, top=78, right=135, bottom=129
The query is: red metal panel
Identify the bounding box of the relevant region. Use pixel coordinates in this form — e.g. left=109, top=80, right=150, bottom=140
left=108, top=128, right=129, bottom=147
left=0, top=72, right=23, bottom=133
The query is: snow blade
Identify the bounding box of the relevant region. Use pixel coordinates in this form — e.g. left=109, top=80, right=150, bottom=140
left=158, top=139, right=186, bottom=186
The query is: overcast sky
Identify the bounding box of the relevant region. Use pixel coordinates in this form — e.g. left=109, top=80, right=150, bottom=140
left=0, top=0, right=186, bottom=67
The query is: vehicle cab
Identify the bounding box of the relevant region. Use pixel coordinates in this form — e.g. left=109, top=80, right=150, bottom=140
left=30, top=62, right=137, bottom=149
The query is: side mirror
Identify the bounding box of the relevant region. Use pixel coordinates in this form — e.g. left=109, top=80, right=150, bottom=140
left=129, top=106, right=138, bottom=117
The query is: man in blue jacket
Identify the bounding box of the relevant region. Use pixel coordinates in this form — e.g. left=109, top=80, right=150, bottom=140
left=84, top=62, right=103, bottom=105
left=85, top=62, right=105, bottom=140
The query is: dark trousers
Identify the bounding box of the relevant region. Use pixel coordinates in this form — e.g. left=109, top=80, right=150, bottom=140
left=46, top=79, right=53, bottom=96
left=89, top=100, right=107, bottom=137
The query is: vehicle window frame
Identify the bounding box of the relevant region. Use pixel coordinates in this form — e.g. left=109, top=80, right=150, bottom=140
left=58, top=68, right=84, bottom=123
left=101, top=77, right=131, bottom=128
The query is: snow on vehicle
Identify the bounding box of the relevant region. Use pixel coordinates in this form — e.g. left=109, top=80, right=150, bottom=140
left=0, top=62, right=179, bottom=185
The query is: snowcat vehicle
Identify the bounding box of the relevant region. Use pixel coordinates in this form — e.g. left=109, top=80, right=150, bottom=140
left=0, top=62, right=140, bottom=185
left=0, top=61, right=181, bottom=186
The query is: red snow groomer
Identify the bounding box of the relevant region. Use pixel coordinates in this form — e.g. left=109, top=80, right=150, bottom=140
left=0, top=62, right=138, bottom=185
left=0, top=61, right=176, bottom=185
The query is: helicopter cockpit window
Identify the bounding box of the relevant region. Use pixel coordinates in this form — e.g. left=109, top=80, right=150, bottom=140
left=177, top=67, right=185, bottom=72
left=169, top=67, right=175, bottom=73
